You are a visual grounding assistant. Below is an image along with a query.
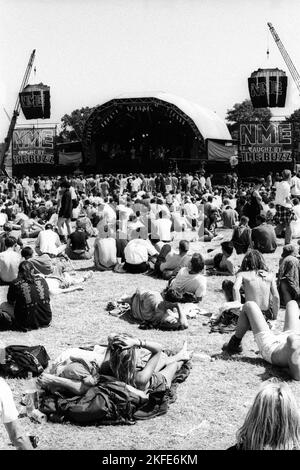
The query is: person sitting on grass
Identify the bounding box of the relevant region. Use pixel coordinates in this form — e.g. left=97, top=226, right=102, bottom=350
left=159, top=240, right=191, bottom=280
left=65, top=219, right=92, bottom=260
left=0, top=236, right=21, bottom=285
left=231, top=249, right=279, bottom=321
left=166, top=252, right=207, bottom=302
left=228, top=381, right=300, bottom=450
left=277, top=244, right=300, bottom=307
left=0, top=223, right=23, bottom=253
left=0, top=261, right=52, bottom=331
left=35, top=223, right=66, bottom=258
left=222, top=300, right=300, bottom=381
left=37, top=334, right=192, bottom=397
left=251, top=213, right=277, bottom=254
left=231, top=216, right=252, bottom=254
left=21, top=245, right=92, bottom=295
left=20, top=210, right=44, bottom=239
left=206, top=241, right=236, bottom=276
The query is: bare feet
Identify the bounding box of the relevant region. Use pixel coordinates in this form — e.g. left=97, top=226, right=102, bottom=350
left=175, top=341, right=193, bottom=362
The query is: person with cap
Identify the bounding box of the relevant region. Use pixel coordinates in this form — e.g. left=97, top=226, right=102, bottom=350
left=65, top=219, right=92, bottom=260
left=277, top=244, right=300, bottom=306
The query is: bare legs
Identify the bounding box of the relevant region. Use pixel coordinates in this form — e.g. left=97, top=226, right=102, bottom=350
left=235, top=301, right=270, bottom=339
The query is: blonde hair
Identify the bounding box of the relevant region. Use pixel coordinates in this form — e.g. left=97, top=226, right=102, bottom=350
left=236, top=381, right=300, bottom=450
left=108, top=333, right=137, bottom=387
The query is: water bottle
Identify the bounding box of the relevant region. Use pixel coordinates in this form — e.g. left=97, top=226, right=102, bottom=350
left=24, top=372, right=38, bottom=416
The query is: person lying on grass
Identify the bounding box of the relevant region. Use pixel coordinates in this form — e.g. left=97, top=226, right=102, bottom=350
left=227, top=381, right=300, bottom=450
left=222, top=300, right=300, bottom=381
left=21, top=246, right=93, bottom=295
left=37, top=335, right=192, bottom=398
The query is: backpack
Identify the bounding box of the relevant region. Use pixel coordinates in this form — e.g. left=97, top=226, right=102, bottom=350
left=0, top=345, right=50, bottom=378
left=49, top=376, right=141, bottom=425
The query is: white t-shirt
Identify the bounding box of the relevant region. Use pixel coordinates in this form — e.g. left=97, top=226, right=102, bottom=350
left=0, top=378, right=18, bottom=424
left=153, top=218, right=172, bottom=241
left=124, top=239, right=157, bottom=264
left=36, top=230, right=61, bottom=255
left=275, top=181, right=291, bottom=208
left=0, top=213, right=8, bottom=226
left=291, top=176, right=300, bottom=196
left=95, top=238, right=117, bottom=268
left=184, top=202, right=198, bottom=219
left=170, top=267, right=207, bottom=298
left=0, top=249, right=21, bottom=283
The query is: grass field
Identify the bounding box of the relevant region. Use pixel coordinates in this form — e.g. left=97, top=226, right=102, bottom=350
left=0, top=230, right=299, bottom=450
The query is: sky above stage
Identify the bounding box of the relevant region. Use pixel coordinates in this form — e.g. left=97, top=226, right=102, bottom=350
left=1, top=0, right=300, bottom=140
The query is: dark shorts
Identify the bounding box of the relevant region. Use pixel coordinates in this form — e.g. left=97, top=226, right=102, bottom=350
left=124, top=262, right=149, bottom=273
left=148, top=372, right=168, bottom=393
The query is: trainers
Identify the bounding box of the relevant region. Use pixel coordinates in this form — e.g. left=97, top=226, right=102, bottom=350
left=222, top=337, right=243, bottom=354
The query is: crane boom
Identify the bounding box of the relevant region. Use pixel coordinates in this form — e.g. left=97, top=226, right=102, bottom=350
left=267, top=22, right=300, bottom=95
left=0, top=49, right=36, bottom=174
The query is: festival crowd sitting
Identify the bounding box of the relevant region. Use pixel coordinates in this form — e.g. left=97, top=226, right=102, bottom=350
left=2, top=168, right=300, bottom=449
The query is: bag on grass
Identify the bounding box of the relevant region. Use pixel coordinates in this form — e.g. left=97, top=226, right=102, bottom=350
left=0, top=345, right=50, bottom=378
left=50, top=376, right=140, bottom=425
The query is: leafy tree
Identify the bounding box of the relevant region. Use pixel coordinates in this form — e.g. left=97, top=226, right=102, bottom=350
left=226, top=99, right=272, bottom=140
left=226, top=99, right=272, bottom=124
left=59, top=106, right=96, bottom=142
left=286, top=108, right=300, bottom=154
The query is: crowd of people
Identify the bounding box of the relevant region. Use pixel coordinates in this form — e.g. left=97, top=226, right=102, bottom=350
left=2, top=168, right=300, bottom=449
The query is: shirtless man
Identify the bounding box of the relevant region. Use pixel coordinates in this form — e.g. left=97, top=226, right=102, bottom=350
left=222, top=300, right=300, bottom=381
left=233, top=250, right=279, bottom=320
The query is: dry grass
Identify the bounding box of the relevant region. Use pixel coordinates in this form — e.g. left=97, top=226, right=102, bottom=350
left=0, top=230, right=299, bottom=450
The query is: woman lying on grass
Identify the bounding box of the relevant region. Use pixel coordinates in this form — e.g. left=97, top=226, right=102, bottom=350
left=37, top=335, right=192, bottom=398
left=228, top=381, right=300, bottom=450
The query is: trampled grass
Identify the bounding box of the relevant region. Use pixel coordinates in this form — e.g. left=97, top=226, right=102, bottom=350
left=0, top=230, right=298, bottom=450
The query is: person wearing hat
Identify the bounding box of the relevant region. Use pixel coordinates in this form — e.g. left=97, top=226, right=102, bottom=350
left=65, top=219, right=92, bottom=260
left=277, top=244, right=300, bottom=306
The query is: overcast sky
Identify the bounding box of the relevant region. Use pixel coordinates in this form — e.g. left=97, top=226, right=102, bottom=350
left=1, top=0, right=300, bottom=139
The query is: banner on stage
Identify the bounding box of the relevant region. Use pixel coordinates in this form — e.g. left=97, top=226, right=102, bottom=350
left=12, top=127, right=55, bottom=165
left=239, top=121, right=293, bottom=163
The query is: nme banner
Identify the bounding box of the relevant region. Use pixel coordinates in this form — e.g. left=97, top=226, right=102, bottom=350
left=12, top=128, right=55, bottom=165
left=239, top=122, right=293, bottom=163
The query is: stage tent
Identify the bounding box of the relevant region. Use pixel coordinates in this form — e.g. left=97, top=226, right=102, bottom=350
left=82, top=91, right=232, bottom=170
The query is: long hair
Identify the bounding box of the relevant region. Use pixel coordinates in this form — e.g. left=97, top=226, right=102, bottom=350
left=236, top=382, right=300, bottom=450
left=108, top=333, right=137, bottom=387
left=240, top=249, right=268, bottom=272
left=18, top=260, right=35, bottom=284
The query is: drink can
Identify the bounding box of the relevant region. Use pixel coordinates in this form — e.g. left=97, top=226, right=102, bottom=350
left=29, top=408, right=47, bottom=424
